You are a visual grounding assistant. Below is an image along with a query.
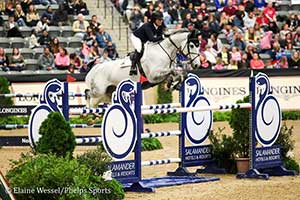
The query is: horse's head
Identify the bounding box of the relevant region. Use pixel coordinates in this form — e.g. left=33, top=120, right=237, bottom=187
left=182, top=29, right=201, bottom=68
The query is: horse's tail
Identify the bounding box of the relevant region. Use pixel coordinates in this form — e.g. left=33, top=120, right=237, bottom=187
left=84, top=89, right=91, bottom=108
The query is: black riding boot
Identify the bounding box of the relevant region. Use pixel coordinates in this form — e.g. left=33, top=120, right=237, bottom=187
left=130, top=51, right=141, bottom=76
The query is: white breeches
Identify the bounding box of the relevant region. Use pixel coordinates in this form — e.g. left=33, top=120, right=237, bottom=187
left=130, top=34, right=142, bottom=53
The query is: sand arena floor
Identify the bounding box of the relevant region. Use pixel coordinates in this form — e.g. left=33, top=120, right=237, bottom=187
left=1, top=121, right=300, bottom=200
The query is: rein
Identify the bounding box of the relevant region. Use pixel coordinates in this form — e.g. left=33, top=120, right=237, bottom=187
left=158, top=32, right=199, bottom=69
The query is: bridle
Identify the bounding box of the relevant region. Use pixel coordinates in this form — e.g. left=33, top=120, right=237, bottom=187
left=158, top=31, right=200, bottom=68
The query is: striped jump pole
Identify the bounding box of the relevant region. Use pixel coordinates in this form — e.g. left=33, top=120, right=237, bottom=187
left=141, top=103, right=251, bottom=115
left=0, top=124, right=102, bottom=130
left=0, top=93, right=87, bottom=98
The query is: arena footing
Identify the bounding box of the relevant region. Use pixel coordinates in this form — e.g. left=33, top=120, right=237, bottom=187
left=123, top=176, right=220, bottom=192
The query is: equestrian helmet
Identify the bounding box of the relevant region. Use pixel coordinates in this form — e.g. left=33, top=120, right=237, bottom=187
left=151, top=11, right=163, bottom=22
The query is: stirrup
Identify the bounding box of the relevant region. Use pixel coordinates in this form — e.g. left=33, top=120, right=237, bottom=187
left=129, top=68, right=138, bottom=76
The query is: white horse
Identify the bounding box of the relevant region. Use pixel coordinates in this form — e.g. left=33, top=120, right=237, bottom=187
left=85, top=29, right=201, bottom=108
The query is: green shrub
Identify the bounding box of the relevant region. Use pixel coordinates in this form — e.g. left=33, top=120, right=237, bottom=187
left=229, top=96, right=250, bottom=158
left=157, top=83, right=172, bottom=104
left=36, top=112, right=75, bottom=157
left=282, top=111, right=300, bottom=120
left=77, top=144, right=112, bottom=176
left=141, top=138, right=163, bottom=151
left=0, top=77, right=13, bottom=106
left=209, top=128, right=237, bottom=173
left=283, top=156, right=300, bottom=173
left=0, top=116, right=29, bottom=125
left=213, top=111, right=231, bottom=122
left=275, top=124, right=295, bottom=159
left=6, top=153, right=124, bottom=200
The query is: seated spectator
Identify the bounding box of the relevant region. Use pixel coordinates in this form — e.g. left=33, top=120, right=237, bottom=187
left=238, top=52, right=250, bottom=69
left=104, top=41, right=119, bottom=60
left=243, top=11, right=256, bottom=29
left=201, top=21, right=212, bottom=41
left=69, top=53, right=82, bottom=70
left=218, top=46, right=230, bottom=65
left=182, top=13, right=193, bottom=28
left=5, top=0, right=14, bottom=16
left=79, top=60, right=90, bottom=73
left=41, top=5, right=54, bottom=23
left=268, top=21, right=279, bottom=34
left=99, top=49, right=111, bottom=63
left=129, top=5, right=143, bottom=31
left=198, top=53, right=212, bottom=69
left=198, top=2, right=209, bottom=20
left=260, top=31, right=273, bottom=55
left=194, top=14, right=204, bottom=30
left=29, top=29, right=41, bottom=49
left=208, top=14, right=221, bottom=33
left=279, top=24, right=292, bottom=41
left=55, top=47, right=70, bottom=70
left=250, top=52, right=264, bottom=69
left=262, top=1, right=276, bottom=25
left=245, top=43, right=256, bottom=61
left=293, top=27, right=300, bottom=47
left=168, top=3, right=179, bottom=24
left=73, top=0, right=89, bottom=15
left=280, top=32, right=293, bottom=49
left=233, top=10, right=244, bottom=31
left=0, top=48, right=9, bottom=72
left=37, top=46, right=55, bottom=70
left=231, top=31, right=246, bottom=51
left=244, top=27, right=257, bottom=44
left=90, top=15, right=101, bottom=33
left=38, top=30, right=52, bottom=47
left=227, top=59, right=238, bottom=70
left=207, top=33, right=223, bottom=55
left=26, top=4, right=39, bottom=27
left=255, top=10, right=268, bottom=31
left=288, top=51, right=300, bottom=68
left=219, top=12, right=231, bottom=29
left=14, top=4, right=26, bottom=26
left=223, top=0, right=237, bottom=19
left=198, top=34, right=207, bottom=52
left=4, top=15, right=23, bottom=37
left=214, top=57, right=224, bottom=70
left=230, top=46, right=242, bottom=62
left=35, top=16, right=50, bottom=35
left=85, top=46, right=100, bottom=64
left=204, top=45, right=217, bottom=64
left=52, top=3, right=69, bottom=26
left=83, top=26, right=96, bottom=47
left=73, top=13, right=90, bottom=39
left=9, top=48, right=25, bottom=71
left=50, top=37, right=61, bottom=54
left=274, top=56, right=288, bottom=69
left=96, top=26, right=112, bottom=48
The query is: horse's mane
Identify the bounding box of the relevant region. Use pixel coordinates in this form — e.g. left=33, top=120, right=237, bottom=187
left=164, top=28, right=190, bottom=37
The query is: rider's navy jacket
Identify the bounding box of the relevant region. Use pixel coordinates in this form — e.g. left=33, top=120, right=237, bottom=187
left=133, top=22, right=164, bottom=43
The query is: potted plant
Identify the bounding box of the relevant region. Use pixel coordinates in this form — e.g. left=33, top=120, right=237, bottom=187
left=229, top=96, right=250, bottom=173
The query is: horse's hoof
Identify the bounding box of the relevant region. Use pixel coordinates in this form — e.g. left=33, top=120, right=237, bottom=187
left=87, top=119, right=95, bottom=126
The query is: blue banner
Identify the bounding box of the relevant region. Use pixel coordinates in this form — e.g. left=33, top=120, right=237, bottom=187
left=184, top=145, right=213, bottom=162
left=109, top=160, right=136, bottom=179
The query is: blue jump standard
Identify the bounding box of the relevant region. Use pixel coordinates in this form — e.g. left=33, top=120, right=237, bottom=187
left=122, top=176, right=220, bottom=192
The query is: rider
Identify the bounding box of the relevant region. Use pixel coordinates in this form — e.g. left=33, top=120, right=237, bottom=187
left=130, top=11, right=165, bottom=75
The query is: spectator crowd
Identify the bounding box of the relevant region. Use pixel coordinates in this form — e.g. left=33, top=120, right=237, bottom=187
left=113, top=0, right=300, bottom=70
left=0, top=0, right=119, bottom=73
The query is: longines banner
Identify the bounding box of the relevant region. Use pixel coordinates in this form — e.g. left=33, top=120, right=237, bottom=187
left=10, top=76, right=300, bottom=110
